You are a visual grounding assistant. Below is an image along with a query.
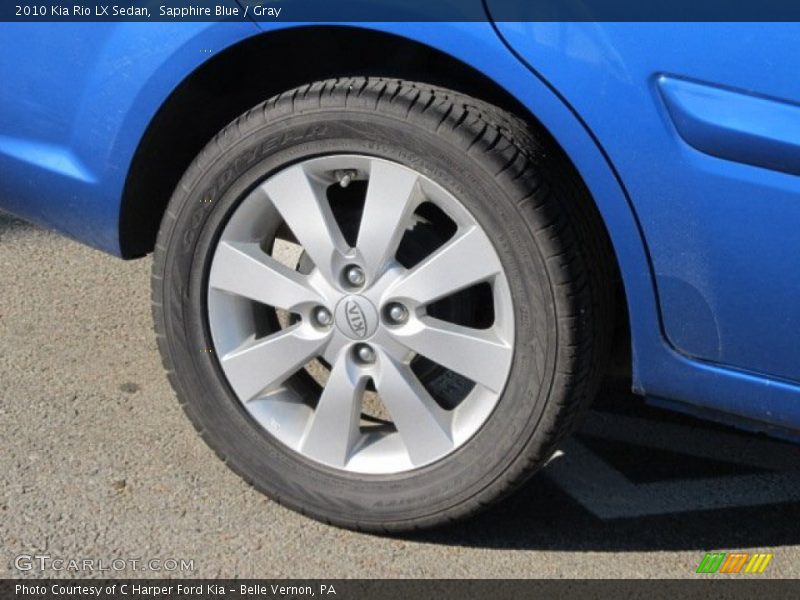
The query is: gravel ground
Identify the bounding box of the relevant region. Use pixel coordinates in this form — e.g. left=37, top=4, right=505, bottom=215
left=2, top=211, right=799, bottom=579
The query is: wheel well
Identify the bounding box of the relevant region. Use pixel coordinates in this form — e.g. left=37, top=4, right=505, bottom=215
left=119, top=25, right=631, bottom=380
left=119, top=25, right=533, bottom=259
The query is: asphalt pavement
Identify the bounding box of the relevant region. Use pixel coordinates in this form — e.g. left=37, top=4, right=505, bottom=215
left=2, top=211, right=799, bottom=579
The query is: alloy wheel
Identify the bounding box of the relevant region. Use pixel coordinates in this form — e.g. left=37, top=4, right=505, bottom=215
left=207, top=155, right=514, bottom=474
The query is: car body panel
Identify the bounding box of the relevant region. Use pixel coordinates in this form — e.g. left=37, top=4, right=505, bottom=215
left=0, top=18, right=254, bottom=251
left=1, top=20, right=798, bottom=435
left=491, top=21, right=800, bottom=383
left=658, top=75, right=800, bottom=177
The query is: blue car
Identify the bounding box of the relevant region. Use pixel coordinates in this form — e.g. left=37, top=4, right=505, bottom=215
left=2, top=18, right=799, bottom=531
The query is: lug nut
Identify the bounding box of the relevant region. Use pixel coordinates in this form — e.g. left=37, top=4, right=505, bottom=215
left=355, top=344, right=376, bottom=365
left=344, top=265, right=366, bottom=288
left=313, top=307, right=333, bottom=327
left=386, top=303, right=409, bottom=325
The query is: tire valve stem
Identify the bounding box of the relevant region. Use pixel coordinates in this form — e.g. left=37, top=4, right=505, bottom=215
left=336, top=170, right=357, bottom=188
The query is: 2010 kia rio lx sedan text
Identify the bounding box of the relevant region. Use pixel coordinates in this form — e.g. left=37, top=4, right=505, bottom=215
left=2, top=19, right=800, bottom=531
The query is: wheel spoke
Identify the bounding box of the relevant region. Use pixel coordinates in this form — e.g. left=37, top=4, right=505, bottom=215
left=375, top=353, right=453, bottom=466
left=209, top=241, right=323, bottom=311
left=394, top=318, right=512, bottom=394
left=300, top=353, right=366, bottom=466
left=220, top=326, right=326, bottom=402
left=389, top=226, right=502, bottom=306
left=261, top=165, right=349, bottom=282
left=357, top=161, right=420, bottom=281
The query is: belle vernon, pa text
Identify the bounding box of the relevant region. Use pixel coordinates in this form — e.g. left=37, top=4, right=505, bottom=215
left=15, top=583, right=337, bottom=597
left=42, top=5, right=283, bottom=18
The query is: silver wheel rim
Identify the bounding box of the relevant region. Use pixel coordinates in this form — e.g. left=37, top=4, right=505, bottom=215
left=207, top=155, right=514, bottom=474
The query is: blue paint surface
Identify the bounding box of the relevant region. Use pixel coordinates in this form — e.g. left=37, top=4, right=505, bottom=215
left=1, top=19, right=799, bottom=434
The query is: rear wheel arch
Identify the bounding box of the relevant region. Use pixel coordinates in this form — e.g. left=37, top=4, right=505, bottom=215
left=119, top=24, right=632, bottom=380
left=119, top=25, right=536, bottom=259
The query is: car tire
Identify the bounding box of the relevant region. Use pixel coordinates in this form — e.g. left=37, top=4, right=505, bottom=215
left=151, top=78, right=614, bottom=531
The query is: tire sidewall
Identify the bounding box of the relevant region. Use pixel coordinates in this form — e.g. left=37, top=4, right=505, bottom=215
left=159, top=109, right=558, bottom=526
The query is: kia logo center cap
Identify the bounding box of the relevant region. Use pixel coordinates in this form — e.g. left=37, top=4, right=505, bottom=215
left=335, top=296, right=379, bottom=340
